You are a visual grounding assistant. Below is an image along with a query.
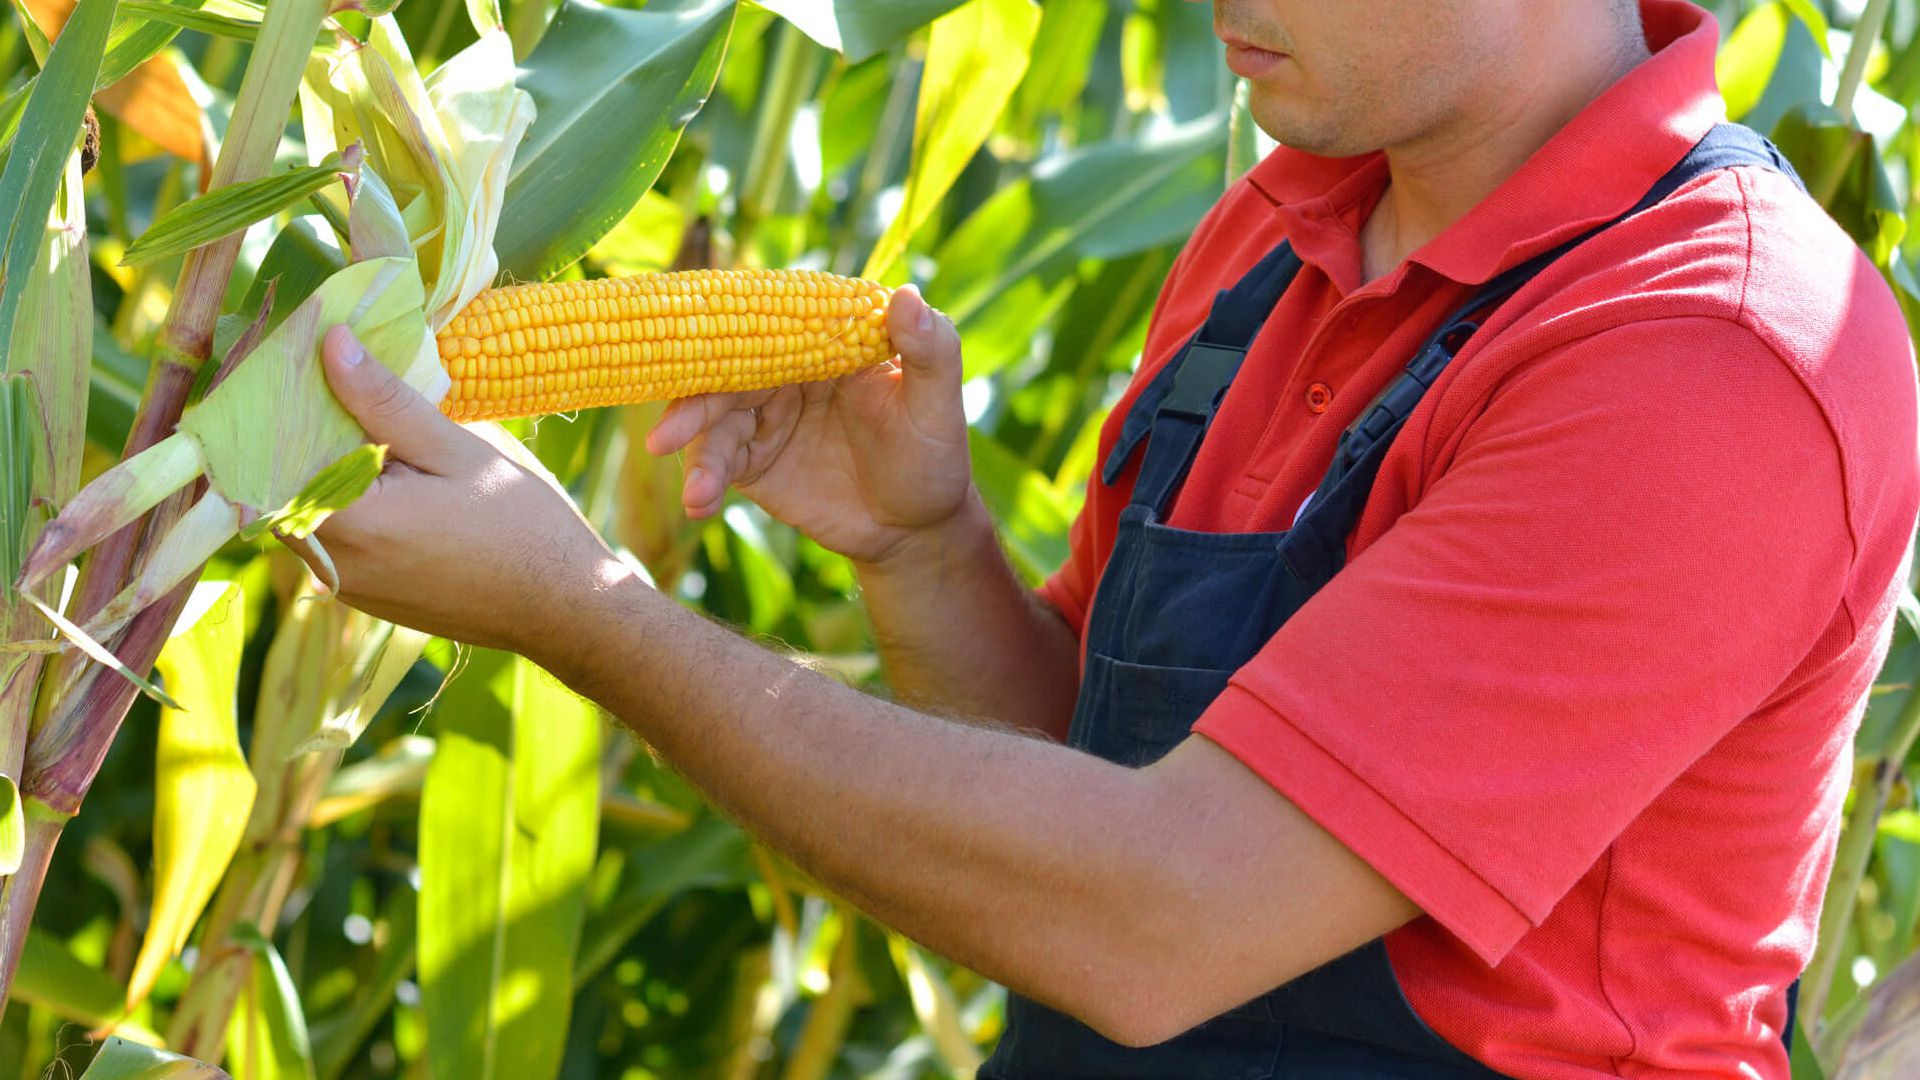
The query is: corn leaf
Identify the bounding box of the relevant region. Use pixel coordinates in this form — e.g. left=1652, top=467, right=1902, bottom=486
left=755, top=0, right=969, bottom=62
left=419, top=649, right=600, bottom=1080
left=80, top=1037, right=231, bottom=1079
left=8, top=151, right=91, bottom=503
left=0, top=0, right=114, bottom=375
left=888, top=935, right=985, bottom=1074
left=497, top=0, right=733, bottom=283
left=862, top=0, right=1037, bottom=280
left=310, top=883, right=417, bottom=1080
left=926, top=116, right=1226, bottom=379
left=224, top=923, right=316, bottom=1080
left=15, top=928, right=161, bottom=1038
left=128, top=580, right=256, bottom=1011
left=0, top=774, right=20, bottom=875
left=121, top=150, right=355, bottom=267
left=572, top=817, right=753, bottom=988
left=0, top=376, right=40, bottom=594
left=118, top=0, right=281, bottom=42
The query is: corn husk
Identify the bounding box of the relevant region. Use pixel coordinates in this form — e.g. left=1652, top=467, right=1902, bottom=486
left=14, top=26, right=535, bottom=650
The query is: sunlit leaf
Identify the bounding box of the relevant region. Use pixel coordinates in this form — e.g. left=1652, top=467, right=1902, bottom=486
left=862, top=0, right=1038, bottom=279
left=122, top=150, right=356, bottom=268
left=419, top=649, right=600, bottom=1080
left=754, top=0, right=969, bottom=62
left=128, top=580, right=256, bottom=1011
left=498, top=0, right=734, bottom=282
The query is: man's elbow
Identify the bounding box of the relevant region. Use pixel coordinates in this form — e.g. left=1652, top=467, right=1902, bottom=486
left=1048, top=950, right=1268, bottom=1050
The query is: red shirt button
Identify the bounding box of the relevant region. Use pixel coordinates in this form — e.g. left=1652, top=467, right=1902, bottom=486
left=1306, top=383, right=1333, bottom=413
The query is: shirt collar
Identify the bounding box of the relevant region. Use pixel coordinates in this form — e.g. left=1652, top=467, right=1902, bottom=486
left=1242, top=0, right=1726, bottom=289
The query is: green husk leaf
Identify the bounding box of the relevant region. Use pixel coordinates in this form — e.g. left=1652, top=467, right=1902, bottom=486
left=80, top=1036, right=231, bottom=1079
left=255, top=442, right=386, bottom=541
left=0, top=774, right=22, bottom=875
left=121, top=149, right=359, bottom=268
left=177, top=255, right=439, bottom=514
left=0, top=0, right=116, bottom=373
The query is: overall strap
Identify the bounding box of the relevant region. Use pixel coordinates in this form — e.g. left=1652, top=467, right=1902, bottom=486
left=1100, top=242, right=1305, bottom=511
left=1282, top=122, right=1802, bottom=583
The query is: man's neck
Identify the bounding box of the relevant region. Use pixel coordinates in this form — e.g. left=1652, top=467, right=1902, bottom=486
left=1360, top=18, right=1653, bottom=283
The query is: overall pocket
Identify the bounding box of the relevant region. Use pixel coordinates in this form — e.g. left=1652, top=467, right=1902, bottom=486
left=1075, top=654, right=1235, bottom=767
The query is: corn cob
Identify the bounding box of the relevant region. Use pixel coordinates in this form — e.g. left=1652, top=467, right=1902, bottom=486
left=434, top=268, right=896, bottom=422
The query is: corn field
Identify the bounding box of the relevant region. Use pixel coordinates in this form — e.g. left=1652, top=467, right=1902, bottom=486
left=0, top=0, right=1917, bottom=1077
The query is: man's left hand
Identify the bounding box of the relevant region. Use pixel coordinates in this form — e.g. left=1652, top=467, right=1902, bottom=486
left=299, top=324, right=625, bottom=656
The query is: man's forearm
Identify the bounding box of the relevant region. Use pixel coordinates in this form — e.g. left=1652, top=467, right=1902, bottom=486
left=536, top=564, right=1409, bottom=1044
left=852, top=492, right=1081, bottom=739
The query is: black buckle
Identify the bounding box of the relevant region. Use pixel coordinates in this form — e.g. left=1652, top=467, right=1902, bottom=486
left=1159, top=344, right=1246, bottom=421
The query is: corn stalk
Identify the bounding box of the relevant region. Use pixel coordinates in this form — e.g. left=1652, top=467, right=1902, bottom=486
left=0, top=0, right=332, bottom=1015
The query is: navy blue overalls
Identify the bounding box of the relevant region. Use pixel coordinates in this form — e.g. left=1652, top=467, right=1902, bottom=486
left=981, top=124, right=1805, bottom=1079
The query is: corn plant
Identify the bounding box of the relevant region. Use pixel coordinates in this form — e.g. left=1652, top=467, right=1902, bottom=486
left=1, top=1, right=1919, bottom=1078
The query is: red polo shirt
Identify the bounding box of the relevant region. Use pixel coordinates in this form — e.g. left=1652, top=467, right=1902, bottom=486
left=1039, top=2, right=1919, bottom=1076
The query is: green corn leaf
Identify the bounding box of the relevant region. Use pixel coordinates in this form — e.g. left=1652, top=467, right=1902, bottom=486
left=755, top=0, right=970, bottom=62
left=10, top=0, right=53, bottom=66
left=8, top=150, right=91, bottom=505
left=225, top=923, right=317, bottom=1080
left=128, top=580, right=256, bottom=1012
left=0, top=374, right=40, bottom=593
left=0, top=0, right=115, bottom=375
left=572, top=817, right=753, bottom=988
left=121, top=150, right=356, bottom=268
left=927, top=116, right=1226, bottom=379
left=497, top=0, right=734, bottom=283
left=15, top=928, right=160, bottom=1037
left=252, top=442, right=386, bottom=541
left=116, top=0, right=325, bottom=46
left=967, top=429, right=1071, bottom=583
left=419, top=649, right=600, bottom=1080
left=0, top=774, right=21, bottom=874
left=311, top=883, right=418, bottom=1080
left=80, top=1038, right=231, bottom=1079
left=862, top=0, right=1039, bottom=280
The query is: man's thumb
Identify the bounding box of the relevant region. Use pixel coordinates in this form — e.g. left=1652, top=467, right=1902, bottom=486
left=321, top=324, right=466, bottom=472
left=886, top=284, right=962, bottom=396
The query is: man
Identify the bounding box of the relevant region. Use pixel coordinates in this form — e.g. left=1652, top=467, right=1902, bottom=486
left=304, top=0, right=1920, bottom=1075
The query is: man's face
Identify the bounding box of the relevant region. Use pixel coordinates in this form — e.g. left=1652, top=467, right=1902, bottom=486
left=1203, top=0, right=1523, bottom=157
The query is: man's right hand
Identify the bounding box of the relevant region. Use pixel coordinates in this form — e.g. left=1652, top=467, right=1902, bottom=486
left=644, top=284, right=975, bottom=572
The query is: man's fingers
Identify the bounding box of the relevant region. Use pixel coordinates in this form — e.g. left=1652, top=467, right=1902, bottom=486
left=885, top=284, right=962, bottom=423
left=682, top=409, right=758, bottom=517
left=321, top=325, right=472, bottom=473
left=648, top=388, right=779, bottom=456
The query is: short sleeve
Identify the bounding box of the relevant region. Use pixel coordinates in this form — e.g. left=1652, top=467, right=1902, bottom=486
left=1192, top=316, right=1853, bottom=964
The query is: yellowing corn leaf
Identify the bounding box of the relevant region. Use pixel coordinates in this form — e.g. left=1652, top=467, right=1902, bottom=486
left=862, top=0, right=1038, bottom=280
left=128, top=580, right=257, bottom=1013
